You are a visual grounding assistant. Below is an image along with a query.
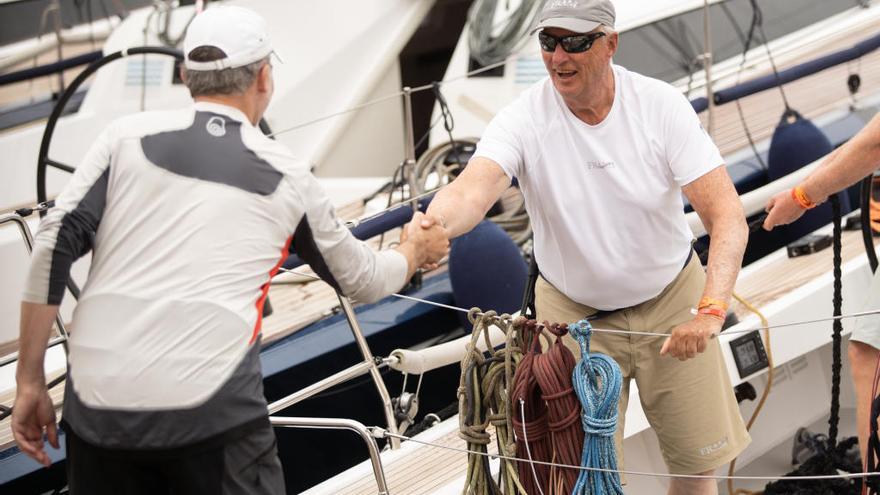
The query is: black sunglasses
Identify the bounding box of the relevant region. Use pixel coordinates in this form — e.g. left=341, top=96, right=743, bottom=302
left=538, top=31, right=606, bottom=54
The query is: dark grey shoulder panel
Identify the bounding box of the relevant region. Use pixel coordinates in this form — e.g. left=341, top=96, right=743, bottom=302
left=141, top=112, right=282, bottom=195
left=62, top=341, right=268, bottom=449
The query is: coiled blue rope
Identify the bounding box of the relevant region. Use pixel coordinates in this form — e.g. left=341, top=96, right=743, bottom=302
left=570, top=319, right=625, bottom=495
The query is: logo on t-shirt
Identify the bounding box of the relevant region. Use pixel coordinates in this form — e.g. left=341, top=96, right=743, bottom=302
left=206, top=116, right=227, bottom=137
left=586, top=160, right=615, bottom=170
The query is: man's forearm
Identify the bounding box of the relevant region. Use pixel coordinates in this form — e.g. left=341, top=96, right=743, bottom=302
left=702, top=215, right=748, bottom=306
left=803, top=115, right=880, bottom=202
left=16, top=302, right=60, bottom=388
left=427, top=185, right=490, bottom=239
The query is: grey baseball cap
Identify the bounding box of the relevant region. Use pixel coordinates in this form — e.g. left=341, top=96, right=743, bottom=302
left=531, top=0, right=616, bottom=35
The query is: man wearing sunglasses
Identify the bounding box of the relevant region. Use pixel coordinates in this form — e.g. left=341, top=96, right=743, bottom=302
left=425, top=0, right=749, bottom=493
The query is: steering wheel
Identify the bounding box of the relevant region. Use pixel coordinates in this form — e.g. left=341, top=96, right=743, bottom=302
left=36, top=46, right=184, bottom=299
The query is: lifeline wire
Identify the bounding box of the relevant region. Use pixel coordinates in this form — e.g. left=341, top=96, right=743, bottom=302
left=372, top=428, right=880, bottom=483
left=266, top=57, right=510, bottom=139
left=276, top=266, right=880, bottom=340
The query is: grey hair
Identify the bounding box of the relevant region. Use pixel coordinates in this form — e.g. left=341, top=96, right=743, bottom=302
left=182, top=46, right=268, bottom=97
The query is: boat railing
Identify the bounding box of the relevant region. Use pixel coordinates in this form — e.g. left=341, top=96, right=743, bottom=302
left=690, top=31, right=880, bottom=113
left=268, top=416, right=389, bottom=495
left=0, top=210, right=69, bottom=367
left=0, top=50, right=102, bottom=88
left=0, top=18, right=116, bottom=73
left=266, top=293, right=402, bottom=450
left=686, top=156, right=822, bottom=239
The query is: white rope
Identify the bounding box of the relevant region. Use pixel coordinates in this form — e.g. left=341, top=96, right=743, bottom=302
left=370, top=427, right=880, bottom=482
left=519, top=399, right=546, bottom=495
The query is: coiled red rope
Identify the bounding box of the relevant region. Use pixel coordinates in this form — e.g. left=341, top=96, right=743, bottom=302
left=513, top=320, right=584, bottom=494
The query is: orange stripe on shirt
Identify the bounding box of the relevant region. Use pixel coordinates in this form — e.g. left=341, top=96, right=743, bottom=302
left=251, top=235, right=293, bottom=345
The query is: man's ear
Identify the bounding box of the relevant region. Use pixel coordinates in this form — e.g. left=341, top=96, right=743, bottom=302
left=256, top=63, right=271, bottom=93
left=179, top=65, right=188, bottom=84
left=606, top=31, right=619, bottom=57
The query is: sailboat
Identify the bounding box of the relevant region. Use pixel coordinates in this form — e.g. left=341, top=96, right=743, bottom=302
left=2, top=0, right=880, bottom=493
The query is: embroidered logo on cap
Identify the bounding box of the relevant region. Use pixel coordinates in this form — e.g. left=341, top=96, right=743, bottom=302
left=546, top=0, right=578, bottom=8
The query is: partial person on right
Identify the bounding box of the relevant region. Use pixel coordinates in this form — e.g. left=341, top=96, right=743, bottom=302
left=764, top=113, right=880, bottom=466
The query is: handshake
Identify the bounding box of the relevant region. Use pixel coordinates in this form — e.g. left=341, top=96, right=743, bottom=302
left=398, top=212, right=450, bottom=271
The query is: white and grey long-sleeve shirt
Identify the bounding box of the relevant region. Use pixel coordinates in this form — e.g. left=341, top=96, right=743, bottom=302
left=23, top=101, right=407, bottom=449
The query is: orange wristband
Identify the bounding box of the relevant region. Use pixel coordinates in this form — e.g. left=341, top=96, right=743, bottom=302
left=697, top=306, right=726, bottom=321
left=698, top=296, right=728, bottom=312
left=791, top=185, right=817, bottom=209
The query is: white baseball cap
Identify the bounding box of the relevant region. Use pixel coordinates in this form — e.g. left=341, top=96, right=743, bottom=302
left=183, top=5, right=279, bottom=71
left=531, top=0, right=616, bottom=35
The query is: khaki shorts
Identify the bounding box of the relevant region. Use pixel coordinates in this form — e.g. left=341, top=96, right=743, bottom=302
left=535, top=253, right=750, bottom=474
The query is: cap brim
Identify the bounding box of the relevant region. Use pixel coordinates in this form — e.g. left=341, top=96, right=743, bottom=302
left=530, top=18, right=601, bottom=35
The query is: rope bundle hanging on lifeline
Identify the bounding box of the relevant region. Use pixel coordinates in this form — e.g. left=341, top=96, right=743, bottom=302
left=458, top=309, right=527, bottom=495
left=456, top=311, right=625, bottom=495
left=512, top=319, right=584, bottom=494
left=569, top=319, right=625, bottom=495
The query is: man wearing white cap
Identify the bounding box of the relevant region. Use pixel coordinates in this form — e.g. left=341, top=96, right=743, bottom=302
left=12, top=5, right=448, bottom=494
left=425, top=0, right=749, bottom=493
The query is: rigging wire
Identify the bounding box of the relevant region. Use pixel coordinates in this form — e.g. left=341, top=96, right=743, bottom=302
left=731, top=0, right=771, bottom=173
left=265, top=57, right=510, bottom=140
left=752, top=0, right=791, bottom=112
left=278, top=267, right=880, bottom=341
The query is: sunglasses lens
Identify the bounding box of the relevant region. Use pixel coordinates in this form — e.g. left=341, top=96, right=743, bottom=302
left=561, top=35, right=592, bottom=53
left=540, top=32, right=603, bottom=53
left=538, top=32, right=557, bottom=52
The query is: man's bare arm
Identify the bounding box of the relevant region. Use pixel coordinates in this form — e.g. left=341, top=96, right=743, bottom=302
left=662, top=166, right=747, bottom=359
left=683, top=165, right=748, bottom=307
left=12, top=302, right=61, bottom=466
left=764, top=114, right=880, bottom=230
left=424, top=157, right=512, bottom=238
left=801, top=114, right=880, bottom=203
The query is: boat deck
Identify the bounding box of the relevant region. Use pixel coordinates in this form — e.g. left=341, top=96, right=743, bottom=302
left=730, top=228, right=876, bottom=319
left=705, top=22, right=880, bottom=159
left=336, top=418, right=490, bottom=495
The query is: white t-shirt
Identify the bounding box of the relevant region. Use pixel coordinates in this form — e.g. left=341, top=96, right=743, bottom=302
left=474, top=65, right=722, bottom=310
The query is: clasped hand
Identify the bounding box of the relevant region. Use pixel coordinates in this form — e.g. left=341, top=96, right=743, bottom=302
left=401, top=212, right=449, bottom=269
